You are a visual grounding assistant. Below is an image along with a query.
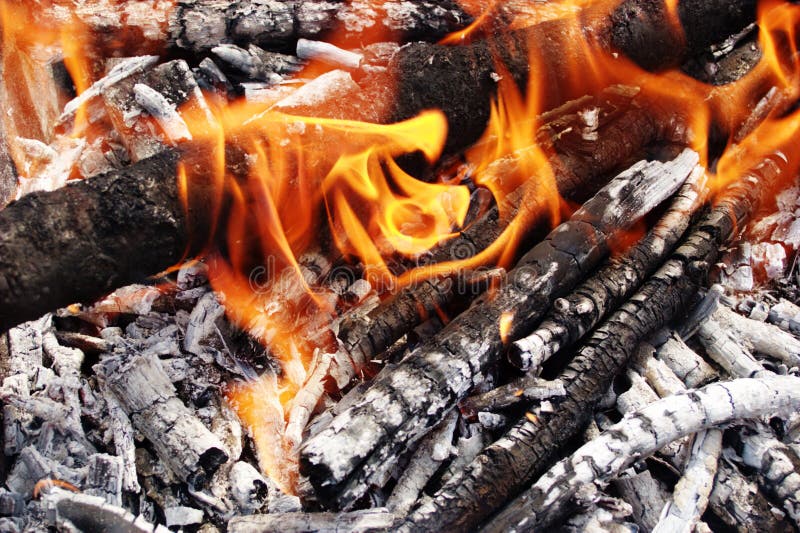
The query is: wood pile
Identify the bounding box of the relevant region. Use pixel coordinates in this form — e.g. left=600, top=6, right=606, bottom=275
left=1, top=1, right=800, bottom=532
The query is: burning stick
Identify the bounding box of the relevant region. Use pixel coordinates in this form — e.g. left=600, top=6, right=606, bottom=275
left=483, top=375, right=800, bottom=532
left=338, top=87, right=665, bottom=368
left=300, top=149, right=699, bottom=509
left=510, top=164, right=707, bottom=371
left=402, top=152, right=789, bottom=531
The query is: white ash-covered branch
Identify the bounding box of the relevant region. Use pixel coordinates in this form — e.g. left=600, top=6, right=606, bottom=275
left=483, top=375, right=800, bottom=532
left=301, top=151, right=698, bottom=509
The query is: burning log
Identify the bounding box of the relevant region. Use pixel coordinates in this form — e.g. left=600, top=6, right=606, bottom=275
left=510, top=164, right=707, bottom=371
left=300, top=150, right=699, bottom=508
left=0, top=150, right=186, bottom=331
left=401, top=153, right=788, bottom=531
left=96, top=350, right=229, bottom=487
left=483, top=375, right=800, bottom=532
left=338, top=87, right=666, bottom=367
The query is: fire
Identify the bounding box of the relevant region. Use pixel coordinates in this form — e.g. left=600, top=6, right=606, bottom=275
left=4, top=0, right=800, bottom=496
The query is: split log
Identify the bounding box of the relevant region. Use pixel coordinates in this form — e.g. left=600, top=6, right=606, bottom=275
left=96, top=351, right=229, bottom=487
left=482, top=375, right=800, bottom=532
left=652, top=429, right=723, bottom=533
left=510, top=165, right=707, bottom=371
left=712, top=304, right=800, bottom=368
left=300, top=150, right=698, bottom=508
left=654, top=332, right=717, bottom=388
left=399, top=153, right=788, bottom=531
left=228, top=509, right=396, bottom=533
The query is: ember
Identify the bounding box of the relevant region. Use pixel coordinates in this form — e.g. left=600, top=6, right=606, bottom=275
left=3, top=0, right=800, bottom=531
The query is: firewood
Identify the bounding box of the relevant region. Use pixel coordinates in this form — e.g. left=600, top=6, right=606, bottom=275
left=0, top=150, right=187, bottom=331
left=654, top=333, right=717, bottom=388
left=768, top=298, right=800, bottom=335
left=612, top=469, right=670, bottom=531
left=386, top=411, right=458, bottom=516
left=300, top=150, right=699, bottom=509
left=653, top=429, right=723, bottom=533
left=96, top=351, right=229, bottom=487
left=695, top=318, right=770, bottom=378
left=338, top=87, right=663, bottom=368
left=400, top=153, right=787, bottom=532
left=483, top=375, right=800, bottom=532
left=731, top=423, right=800, bottom=522
left=461, top=376, right=566, bottom=414
left=708, top=459, right=793, bottom=532
left=511, top=167, right=707, bottom=371
left=227, top=508, right=396, bottom=533
left=713, top=303, right=800, bottom=368
left=42, top=487, right=160, bottom=533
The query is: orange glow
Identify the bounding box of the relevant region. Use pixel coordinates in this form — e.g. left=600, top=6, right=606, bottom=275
left=5, top=0, right=800, bottom=495
left=499, top=311, right=514, bottom=344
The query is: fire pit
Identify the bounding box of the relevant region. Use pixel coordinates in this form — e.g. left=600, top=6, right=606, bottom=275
left=2, top=0, right=800, bottom=531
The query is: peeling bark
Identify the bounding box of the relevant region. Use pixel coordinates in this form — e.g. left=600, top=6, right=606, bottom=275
left=300, top=151, right=698, bottom=509
left=483, top=375, right=800, bottom=532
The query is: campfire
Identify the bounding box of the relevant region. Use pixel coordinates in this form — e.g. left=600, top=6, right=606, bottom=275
left=3, top=0, right=800, bottom=530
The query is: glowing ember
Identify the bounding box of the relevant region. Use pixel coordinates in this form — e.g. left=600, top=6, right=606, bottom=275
left=3, top=0, right=800, bottom=497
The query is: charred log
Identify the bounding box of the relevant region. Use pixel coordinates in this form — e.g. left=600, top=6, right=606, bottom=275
left=510, top=164, right=707, bottom=371
left=400, top=153, right=787, bottom=532
left=0, top=150, right=193, bottom=331
left=484, top=375, right=800, bottom=532
left=300, top=150, right=698, bottom=509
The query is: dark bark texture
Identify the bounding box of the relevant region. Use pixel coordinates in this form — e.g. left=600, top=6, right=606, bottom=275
left=402, top=154, right=785, bottom=533
left=0, top=151, right=185, bottom=331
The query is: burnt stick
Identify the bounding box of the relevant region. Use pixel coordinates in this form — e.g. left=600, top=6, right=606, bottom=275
left=300, top=149, right=700, bottom=509
left=403, top=153, right=787, bottom=532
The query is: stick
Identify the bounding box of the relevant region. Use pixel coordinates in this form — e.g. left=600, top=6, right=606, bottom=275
left=483, top=375, right=800, bottom=532
left=511, top=168, right=706, bottom=370
left=401, top=153, right=787, bottom=532
left=300, top=150, right=698, bottom=509
left=653, top=429, right=723, bottom=533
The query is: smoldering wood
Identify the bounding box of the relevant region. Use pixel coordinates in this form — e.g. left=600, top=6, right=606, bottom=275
left=731, top=423, right=800, bottom=522
left=300, top=150, right=698, bottom=509
left=695, top=318, right=770, bottom=378
left=482, top=375, right=800, bottom=533
left=0, top=150, right=186, bottom=332
left=42, top=487, right=160, bottom=533
left=97, top=352, right=229, bottom=487
left=768, top=298, right=800, bottom=335
left=461, top=376, right=566, bottom=415
left=612, top=469, right=670, bottom=531
left=655, top=333, right=717, bottom=388
left=712, top=303, right=800, bottom=368
left=708, top=459, right=793, bottom=532
left=338, top=87, right=665, bottom=367
left=227, top=509, right=396, bottom=533
left=400, top=153, right=787, bottom=532
left=386, top=412, right=457, bottom=516
left=510, top=168, right=706, bottom=371
left=653, top=429, right=723, bottom=533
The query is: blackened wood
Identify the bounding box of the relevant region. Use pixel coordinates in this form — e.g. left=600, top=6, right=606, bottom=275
left=0, top=150, right=185, bottom=331
left=338, top=88, right=663, bottom=365
left=170, top=0, right=472, bottom=52
left=401, top=154, right=787, bottom=532
left=300, top=151, right=698, bottom=509
left=228, top=509, right=396, bottom=533
left=509, top=167, right=706, bottom=371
